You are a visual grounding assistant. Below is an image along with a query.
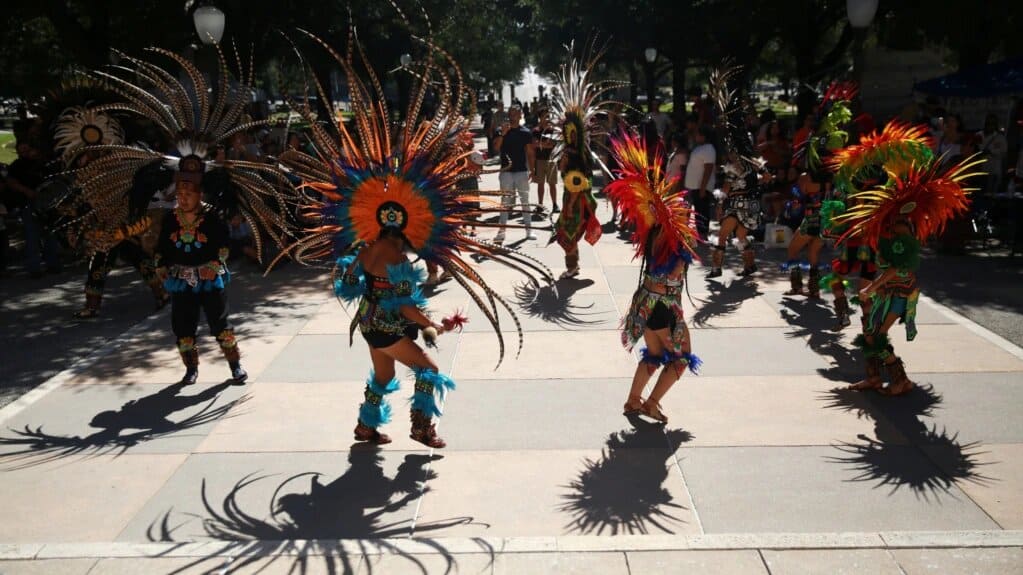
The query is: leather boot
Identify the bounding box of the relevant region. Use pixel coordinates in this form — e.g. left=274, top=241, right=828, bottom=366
left=410, top=409, right=446, bottom=448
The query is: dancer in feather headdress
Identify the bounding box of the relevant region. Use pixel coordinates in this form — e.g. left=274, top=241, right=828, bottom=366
left=832, top=136, right=982, bottom=395
left=820, top=121, right=934, bottom=331
left=782, top=82, right=856, bottom=297
left=278, top=24, right=554, bottom=448
left=49, top=103, right=173, bottom=319
left=68, top=46, right=300, bottom=385
left=706, top=64, right=771, bottom=279
left=548, top=41, right=622, bottom=279
left=605, top=130, right=702, bottom=424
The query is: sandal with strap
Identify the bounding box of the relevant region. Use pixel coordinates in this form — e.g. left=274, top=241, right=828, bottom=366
left=623, top=395, right=644, bottom=416
left=354, top=422, right=392, bottom=445
left=640, top=399, right=668, bottom=424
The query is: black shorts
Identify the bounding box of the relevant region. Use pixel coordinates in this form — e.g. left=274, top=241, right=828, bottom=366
left=361, top=324, right=419, bottom=349
left=646, top=302, right=676, bottom=331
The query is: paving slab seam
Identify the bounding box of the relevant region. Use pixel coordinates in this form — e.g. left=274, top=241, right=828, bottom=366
left=7, top=531, right=1023, bottom=560
left=0, top=311, right=166, bottom=425
left=918, top=293, right=1023, bottom=359
left=408, top=327, right=464, bottom=537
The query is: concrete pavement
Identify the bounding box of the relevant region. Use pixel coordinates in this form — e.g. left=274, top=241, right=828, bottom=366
left=0, top=172, right=1021, bottom=574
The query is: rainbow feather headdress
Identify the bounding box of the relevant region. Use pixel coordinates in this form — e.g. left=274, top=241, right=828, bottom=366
left=604, top=131, right=699, bottom=269
left=63, top=46, right=299, bottom=260
left=830, top=121, right=983, bottom=247
left=792, top=82, right=857, bottom=174
left=279, top=22, right=554, bottom=365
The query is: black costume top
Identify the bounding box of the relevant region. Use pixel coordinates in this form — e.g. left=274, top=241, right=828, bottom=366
left=154, top=208, right=230, bottom=292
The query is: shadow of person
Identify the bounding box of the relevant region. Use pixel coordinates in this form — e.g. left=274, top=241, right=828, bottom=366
left=151, top=448, right=489, bottom=575
left=690, top=276, right=763, bottom=328
left=821, top=385, right=992, bottom=499
left=514, top=278, right=605, bottom=328
left=0, top=381, right=247, bottom=470
left=779, top=298, right=860, bottom=382
left=559, top=418, right=694, bottom=535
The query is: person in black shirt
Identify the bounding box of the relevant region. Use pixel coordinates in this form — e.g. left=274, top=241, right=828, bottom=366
left=493, top=105, right=537, bottom=244
left=155, top=156, right=246, bottom=385
left=7, top=142, right=61, bottom=277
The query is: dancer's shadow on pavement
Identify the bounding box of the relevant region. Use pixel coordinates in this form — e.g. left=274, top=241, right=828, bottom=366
left=820, top=385, right=993, bottom=499
left=691, top=276, right=762, bottom=328
left=0, top=381, right=247, bottom=470
left=514, top=277, right=607, bottom=328
left=559, top=417, right=694, bottom=535
left=150, top=449, right=491, bottom=575
left=779, top=297, right=860, bottom=383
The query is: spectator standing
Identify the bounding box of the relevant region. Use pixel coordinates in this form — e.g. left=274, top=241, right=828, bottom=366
left=7, top=142, right=61, bottom=277
left=758, top=120, right=792, bottom=182
left=978, top=113, right=1008, bottom=195
left=935, top=113, right=963, bottom=162
left=484, top=99, right=505, bottom=155
left=649, top=100, right=672, bottom=145
left=532, top=110, right=560, bottom=214
left=683, top=126, right=717, bottom=239
left=493, top=105, right=537, bottom=243
left=666, top=132, right=689, bottom=182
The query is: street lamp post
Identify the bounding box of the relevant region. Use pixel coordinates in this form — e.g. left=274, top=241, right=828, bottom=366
left=847, top=0, right=878, bottom=87
left=193, top=5, right=226, bottom=46
left=644, top=47, right=657, bottom=113
left=192, top=4, right=225, bottom=97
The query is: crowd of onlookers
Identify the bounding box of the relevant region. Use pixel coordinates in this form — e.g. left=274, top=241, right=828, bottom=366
left=2, top=93, right=1022, bottom=279
left=476, top=91, right=1023, bottom=250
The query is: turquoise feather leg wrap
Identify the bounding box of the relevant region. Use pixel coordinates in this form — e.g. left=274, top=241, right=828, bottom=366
left=358, top=371, right=400, bottom=428
left=411, top=367, right=456, bottom=418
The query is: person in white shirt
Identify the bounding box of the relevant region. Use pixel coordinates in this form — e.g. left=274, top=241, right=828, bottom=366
left=683, top=126, right=717, bottom=239
left=650, top=100, right=672, bottom=144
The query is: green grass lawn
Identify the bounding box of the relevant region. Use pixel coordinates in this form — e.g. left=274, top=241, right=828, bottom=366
left=0, top=132, right=16, bottom=164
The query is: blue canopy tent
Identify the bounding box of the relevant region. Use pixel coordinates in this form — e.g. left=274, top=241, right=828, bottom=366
left=914, top=58, right=1023, bottom=98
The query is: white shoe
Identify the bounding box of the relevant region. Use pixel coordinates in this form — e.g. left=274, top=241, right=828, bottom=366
left=559, top=267, right=580, bottom=279
left=493, top=235, right=505, bottom=245
left=526, top=233, right=538, bottom=240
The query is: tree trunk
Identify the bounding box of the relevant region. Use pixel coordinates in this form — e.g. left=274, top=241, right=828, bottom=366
left=672, top=59, right=687, bottom=121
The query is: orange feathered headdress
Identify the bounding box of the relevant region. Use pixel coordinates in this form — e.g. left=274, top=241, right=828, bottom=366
left=833, top=154, right=984, bottom=247
left=604, top=130, right=699, bottom=267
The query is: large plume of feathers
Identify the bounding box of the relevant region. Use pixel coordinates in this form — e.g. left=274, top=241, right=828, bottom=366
left=792, top=82, right=857, bottom=173
left=709, top=62, right=759, bottom=172
left=64, top=45, right=300, bottom=262
left=828, top=121, right=934, bottom=196
left=277, top=4, right=555, bottom=367
left=548, top=38, right=627, bottom=176
left=832, top=154, right=983, bottom=247
left=604, top=130, right=700, bottom=268
left=53, top=106, right=125, bottom=164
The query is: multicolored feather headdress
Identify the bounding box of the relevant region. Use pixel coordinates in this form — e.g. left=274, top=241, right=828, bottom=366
left=604, top=130, right=699, bottom=269
left=828, top=121, right=934, bottom=196
left=831, top=151, right=983, bottom=247
left=792, top=82, right=857, bottom=175
left=66, top=46, right=299, bottom=260
left=279, top=21, right=554, bottom=366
